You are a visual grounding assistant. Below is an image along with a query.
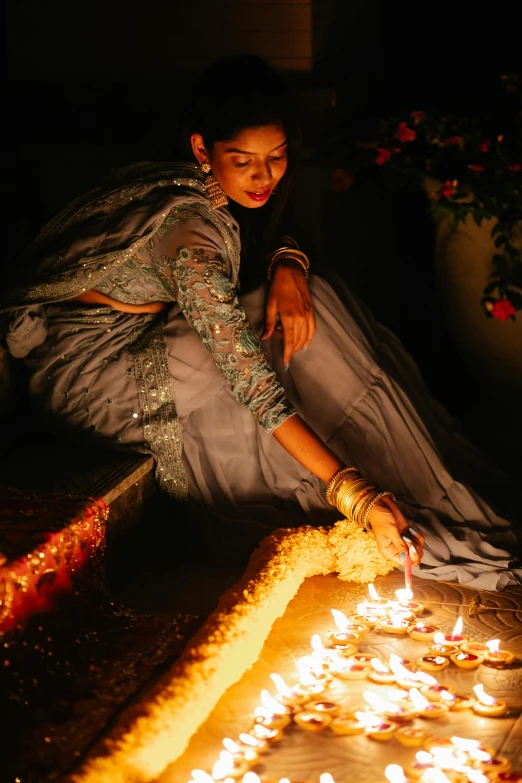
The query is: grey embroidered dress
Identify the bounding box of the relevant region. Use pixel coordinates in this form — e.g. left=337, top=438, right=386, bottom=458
left=3, top=162, right=521, bottom=590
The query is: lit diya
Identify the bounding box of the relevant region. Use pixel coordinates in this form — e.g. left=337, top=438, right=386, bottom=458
left=490, top=774, right=522, bottom=782
left=221, top=737, right=259, bottom=765
left=419, top=683, right=455, bottom=702
left=472, top=684, right=507, bottom=717
left=440, top=691, right=475, bottom=711
left=331, top=658, right=368, bottom=680
left=450, top=737, right=496, bottom=762
left=363, top=690, right=418, bottom=722
left=254, top=690, right=291, bottom=731
left=460, top=641, right=490, bottom=655
left=417, top=655, right=450, bottom=673
left=408, top=621, right=439, bottom=642
left=211, top=750, right=249, bottom=781
left=250, top=723, right=281, bottom=743
left=353, top=608, right=379, bottom=628
left=384, top=765, right=409, bottom=783
left=440, top=617, right=468, bottom=647
left=406, top=750, right=435, bottom=779
left=330, top=608, right=368, bottom=641
left=428, top=632, right=460, bottom=658
left=471, top=753, right=511, bottom=775
left=368, top=658, right=396, bottom=684
left=394, top=588, right=425, bottom=616
left=270, top=673, right=309, bottom=707
left=483, top=639, right=515, bottom=666
left=295, top=654, right=331, bottom=692
left=450, top=651, right=484, bottom=670
left=359, top=583, right=392, bottom=616
left=408, top=687, right=449, bottom=719
left=293, top=710, right=332, bottom=731
left=379, top=614, right=411, bottom=635
left=330, top=712, right=366, bottom=735
left=304, top=699, right=341, bottom=718
left=354, top=710, right=398, bottom=741
left=388, top=654, right=423, bottom=688
left=396, top=726, right=430, bottom=747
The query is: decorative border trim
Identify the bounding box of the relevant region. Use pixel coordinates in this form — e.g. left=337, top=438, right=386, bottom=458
left=69, top=520, right=394, bottom=783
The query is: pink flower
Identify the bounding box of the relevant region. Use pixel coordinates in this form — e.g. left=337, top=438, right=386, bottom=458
left=376, top=148, right=392, bottom=165
left=479, top=140, right=491, bottom=153
left=508, top=163, right=521, bottom=171
left=394, top=122, right=416, bottom=142
left=468, top=164, right=484, bottom=172
left=491, top=298, right=516, bottom=321
left=332, top=168, right=354, bottom=191
left=444, top=136, right=463, bottom=146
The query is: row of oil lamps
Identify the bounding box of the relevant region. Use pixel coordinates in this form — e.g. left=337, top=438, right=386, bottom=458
left=188, top=585, right=518, bottom=783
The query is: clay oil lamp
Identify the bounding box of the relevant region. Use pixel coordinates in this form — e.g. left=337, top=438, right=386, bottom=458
left=330, top=608, right=368, bottom=642
left=293, top=710, right=332, bottom=732
left=236, top=731, right=270, bottom=755
left=221, top=738, right=259, bottom=767
left=460, top=641, right=490, bottom=656
left=347, top=653, right=375, bottom=669
left=354, top=607, right=379, bottom=628
left=384, top=765, right=409, bottom=783
left=449, top=737, right=496, bottom=763
left=269, top=673, right=309, bottom=708
left=379, top=612, right=411, bottom=636
left=408, top=621, right=440, bottom=643
left=354, top=710, right=398, bottom=741
left=368, top=657, right=396, bottom=684
left=330, top=711, right=367, bottom=735
left=472, top=684, right=507, bottom=717
left=428, top=632, right=459, bottom=658
left=394, top=588, right=425, bottom=616
left=406, top=750, right=435, bottom=780
left=440, top=617, right=468, bottom=648
left=417, top=655, right=450, bottom=673
left=208, top=751, right=249, bottom=781
left=294, top=655, right=331, bottom=694
left=424, top=737, right=455, bottom=752
left=408, top=687, right=449, bottom=719
left=310, top=634, right=344, bottom=673
left=331, top=657, right=368, bottom=680
left=470, top=748, right=511, bottom=776
left=359, top=583, right=392, bottom=618
left=363, top=689, right=418, bottom=723
left=249, top=723, right=281, bottom=744
left=489, top=773, right=522, bottom=782
left=253, top=690, right=291, bottom=732
left=440, top=691, right=475, bottom=711
left=419, top=683, right=455, bottom=703
left=450, top=650, right=484, bottom=670
left=389, top=654, right=422, bottom=688
left=483, top=639, right=515, bottom=666
left=396, top=727, right=431, bottom=747
left=305, top=699, right=341, bottom=718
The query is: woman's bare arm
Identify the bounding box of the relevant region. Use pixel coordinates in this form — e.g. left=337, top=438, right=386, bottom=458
left=70, top=289, right=168, bottom=314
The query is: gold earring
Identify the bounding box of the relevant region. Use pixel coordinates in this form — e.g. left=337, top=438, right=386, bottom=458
left=201, top=162, right=228, bottom=209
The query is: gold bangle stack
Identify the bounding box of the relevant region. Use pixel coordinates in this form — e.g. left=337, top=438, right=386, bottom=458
left=267, top=246, right=310, bottom=281
left=326, top=467, right=396, bottom=533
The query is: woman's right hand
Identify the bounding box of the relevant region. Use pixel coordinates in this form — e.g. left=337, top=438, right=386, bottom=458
left=368, top=496, right=425, bottom=567
left=70, top=289, right=169, bottom=314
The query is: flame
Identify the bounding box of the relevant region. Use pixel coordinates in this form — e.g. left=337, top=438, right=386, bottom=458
left=270, top=673, right=293, bottom=698
left=385, top=765, right=407, bottom=783
left=440, top=690, right=456, bottom=704
left=251, top=724, right=274, bottom=739
left=408, top=687, right=431, bottom=710
left=414, top=621, right=425, bottom=630
left=387, top=688, right=409, bottom=702
left=388, top=654, right=415, bottom=680
left=464, top=770, right=489, bottom=783
left=356, top=602, right=367, bottom=615
left=450, top=737, right=480, bottom=751
left=212, top=752, right=233, bottom=779
left=371, top=657, right=390, bottom=673
left=422, top=770, right=452, bottom=783
left=243, top=775, right=262, bottom=783
left=368, top=583, right=381, bottom=601
left=331, top=608, right=352, bottom=631
left=430, top=747, right=461, bottom=768
left=319, top=775, right=336, bottom=783
left=222, top=738, right=239, bottom=753
left=486, top=639, right=500, bottom=653
left=433, top=632, right=446, bottom=645
left=190, top=771, right=214, bottom=783
left=414, top=670, right=438, bottom=686
left=473, top=684, right=497, bottom=706
left=416, top=751, right=433, bottom=764
left=260, top=689, right=286, bottom=715
left=295, top=656, right=316, bottom=685
left=279, top=779, right=291, bottom=783
left=363, top=690, right=400, bottom=714
left=390, top=614, right=406, bottom=628
left=469, top=748, right=492, bottom=761
left=238, top=733, right=258, bottom=747
left=451, top=616, right=463, bottom=637
left=354, top=710, right=382, bottom=728
left=395, top=588, right=413, bottom=604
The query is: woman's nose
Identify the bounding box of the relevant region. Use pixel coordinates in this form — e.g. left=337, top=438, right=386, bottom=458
left=251, top=160, right=273, bottom=185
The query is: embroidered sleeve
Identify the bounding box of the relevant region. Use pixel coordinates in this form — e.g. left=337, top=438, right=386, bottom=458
left=155, top=224, right=296, bottom=433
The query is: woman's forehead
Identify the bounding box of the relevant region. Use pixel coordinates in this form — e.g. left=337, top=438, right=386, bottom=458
left=220, top=124, right=287, bottom=155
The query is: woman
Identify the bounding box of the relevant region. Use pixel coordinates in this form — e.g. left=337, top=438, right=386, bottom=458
left=2, top=57, right=520, bottom=590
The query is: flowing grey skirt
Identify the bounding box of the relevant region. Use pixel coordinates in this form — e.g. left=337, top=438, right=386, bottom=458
left=23, top=275, right=522, bottom=590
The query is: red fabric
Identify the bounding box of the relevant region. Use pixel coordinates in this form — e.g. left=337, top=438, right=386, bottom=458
left=0, top=486, right=108, bottom=632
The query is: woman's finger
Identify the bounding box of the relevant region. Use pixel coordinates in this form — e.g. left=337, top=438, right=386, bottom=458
left=263, top=294, right=278, bottom=340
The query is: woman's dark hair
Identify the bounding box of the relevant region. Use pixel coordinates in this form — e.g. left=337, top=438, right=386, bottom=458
left=182, top=55, right=302, bottom=289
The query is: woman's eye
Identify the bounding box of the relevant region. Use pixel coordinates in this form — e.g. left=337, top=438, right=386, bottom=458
left=233, top=160, right=250, bottom=168
left=269, top=156, right=285, bottom=163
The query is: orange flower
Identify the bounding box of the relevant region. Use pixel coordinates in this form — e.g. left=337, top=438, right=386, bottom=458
left=491, top=298, right=516, bottom=321
left=394, top=122, right=416, bottom=142
left=375, top=148, right=392, bottom=165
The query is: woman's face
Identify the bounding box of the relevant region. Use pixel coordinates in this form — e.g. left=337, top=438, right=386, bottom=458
left=191, top=124, right=288, bottom=208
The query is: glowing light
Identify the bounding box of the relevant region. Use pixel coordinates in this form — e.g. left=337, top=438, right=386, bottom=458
left=238, top=733, right=258, bottom=747
left=311, top=634, right=337, bottom=663
left=251, top=724, right=274, bottom=739
left=414, top=670, right=438, bottom=686
left=368, top=583, right=381, bottom=601
left=190, top=771, right=214, bottom=783
left=331, top=608, right=352, bottom=631
left=440, top=690, right=456, bottom=704
left=388, top=654, right=416, bottom=681
left=450, top=617, right=463, bottom=637
left=243, top=775, right=262, bottom=783
left=408, top=687, right=431, bottom=710
left=212, top=752, right=233, bottom=779
left=385, top=765, right=408, bottom=783
left=450, top=737, right=480, bottom=752
left=279, top=779, right=291, bottom=783
left=414, top=621, right=425, bottom=629
left=463, top=770, right=489, bottom=783
left=433, top=632, right=446, bottom=645
left=422, top=770, right=452, bottom=783
left=320, top=775, right=336, bottom=783
left=469, top=748, right=492, bottom=762
left=356, top=602, right=367, bottom=615
left=371, top=657, right=390, bottom=673
left=354, top=710, right=382, bottom=727
left=395, top=588, right=413, bottom=604
left=391, top=614, right=406, bottom=628
left=222, top=739, right=239, bottom=753
left=430, top=747, right=460, bottom=768
left=416, top=751, right=433, bottom=765
left=295, top=656, right=316, bottom=686
left=363, top=690, right=400, bottom=714
left=486, top=639, right=500, bottom=653
left=270, top=673, right=293, bottom=698
left=260, top=689, right=286, bottom=715
left=473, top=684, right=497, bottom=706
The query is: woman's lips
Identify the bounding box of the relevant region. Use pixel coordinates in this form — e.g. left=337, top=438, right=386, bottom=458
left=245, top=188, right=271, bottom=202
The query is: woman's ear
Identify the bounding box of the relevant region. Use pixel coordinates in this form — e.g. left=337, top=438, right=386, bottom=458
left=190, top=133, right=209, bottom=166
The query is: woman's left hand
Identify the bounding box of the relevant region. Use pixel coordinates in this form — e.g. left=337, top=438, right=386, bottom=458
left=369, top=496, right=425, bottom=567
left=263, top=260, right=315, bottom=367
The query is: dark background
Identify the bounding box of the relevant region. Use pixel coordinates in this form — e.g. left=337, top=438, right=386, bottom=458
left=5, top=0, right=522, bottom=444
